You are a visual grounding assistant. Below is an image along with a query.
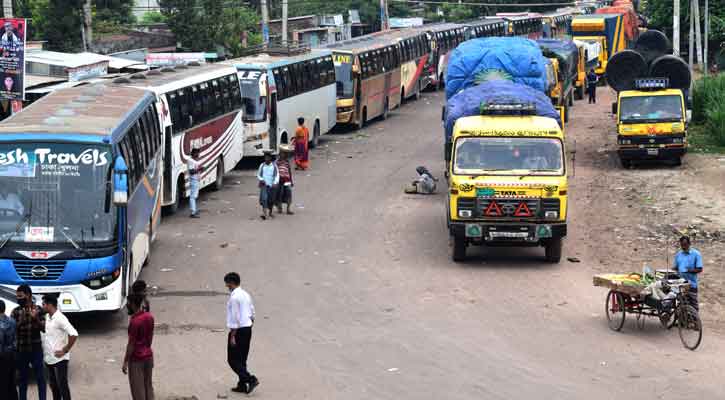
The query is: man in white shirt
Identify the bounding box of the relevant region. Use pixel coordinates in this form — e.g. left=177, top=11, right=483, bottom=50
left=42, top=295, right=78, bottom=400
left=224, top=272, right=259, bottom=394
left=187, top=148, right=204, bottom=218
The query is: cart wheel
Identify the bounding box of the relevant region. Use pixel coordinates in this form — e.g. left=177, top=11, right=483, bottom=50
left=636, top=306, right=646, bottom=330
left=678, top=305, right=702, bottom=350
left=606, top=291, right=626, bottom=331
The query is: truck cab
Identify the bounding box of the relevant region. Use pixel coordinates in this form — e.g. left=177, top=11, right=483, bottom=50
left=613, top=78, right=688, bottom=167
left=544, top=58, right=572, bottom=122
left=447, top=103, right=568, bottom=262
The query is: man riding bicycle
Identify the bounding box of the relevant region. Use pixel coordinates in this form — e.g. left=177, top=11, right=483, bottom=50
left=673, top=236, right=703, bottom=311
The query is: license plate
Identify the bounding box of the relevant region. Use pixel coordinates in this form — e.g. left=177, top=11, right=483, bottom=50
left=489, top=231, right=529, bottom=238
left=647, top=148, right=659, bottom=156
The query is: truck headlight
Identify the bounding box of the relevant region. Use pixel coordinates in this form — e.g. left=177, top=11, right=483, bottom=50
left=545, top=211, right=558, bottom=219
left=459, top=210, right=472, bottom=218
left=619, top=139, right=631, bottom=145
left=672, top=138, right=683, bottom=143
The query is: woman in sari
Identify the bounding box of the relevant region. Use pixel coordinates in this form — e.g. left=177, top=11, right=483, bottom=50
left=292, top=117, right=310, bottom=170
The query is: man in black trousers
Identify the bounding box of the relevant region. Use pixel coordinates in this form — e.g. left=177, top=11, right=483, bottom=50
left=224, top=272, right=259, bottom=394
left=587, top=69, right=598, bottom=104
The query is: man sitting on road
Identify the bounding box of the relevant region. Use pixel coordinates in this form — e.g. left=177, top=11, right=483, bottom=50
left=673, top=236, right=703, bottom=311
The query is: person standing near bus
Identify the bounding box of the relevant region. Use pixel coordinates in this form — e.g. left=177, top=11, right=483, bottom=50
left=292, top=117, right=310, bottom=170
left=188, top=148, right=204, bottom=218
left=42, top=294, right=78, bottom=400
left=123, top=294, right=155, bottom=400
left=224, top=272, right=259, bottom=394
left=257, top=151, right=279, bottom=220
left=0, top=299, right=17, bottom=399
left=13, top=284, right=46, bottom=400
left=276, top=146, right=294, bottom=215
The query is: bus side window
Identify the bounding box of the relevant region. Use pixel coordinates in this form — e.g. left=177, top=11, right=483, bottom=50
left=221, top=76, right=232, bottom=111
left=229, top=74, right=242, bottom=109
left=119, top=139, right=135, bottom=191
left=132, top=121, right=148, bottom=171
left=168, top=92, right=181, bottom=133
left=326, top=57, right=335, bottom=85
left=178, top=89, right=192, bottom=130
left=211, top=79, right=222, bottom=116
left=283, top=66, right=293, bottom=99
left=315, top=58, right=324, bottom=90
left=138, top=112, right=152, bottom=164
left=144, top=108, right=158, bottom=156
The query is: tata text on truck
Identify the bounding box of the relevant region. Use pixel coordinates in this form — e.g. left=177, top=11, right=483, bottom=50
left=0, top=84, right=163, bottom=312
left=613, top=78, right=688, bottom=167
left=447, top=103, right=568, bottom=262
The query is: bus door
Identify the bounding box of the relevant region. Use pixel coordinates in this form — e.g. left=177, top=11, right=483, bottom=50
left=269, top=93, right=278, bottom=150
left=158, top=94, right=173, bottom=203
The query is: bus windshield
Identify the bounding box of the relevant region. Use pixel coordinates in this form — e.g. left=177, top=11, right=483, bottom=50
left=238, top=70, right=267, bottom=123
left=333, top=53, right=354, bottom=99
left=454, top=137, right=564, bottom=176
left=620, top=95, right=683, bottom=123
left=0, top=143, right=116, bottom=247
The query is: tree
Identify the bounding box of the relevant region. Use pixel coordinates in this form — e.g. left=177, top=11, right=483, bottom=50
left=160, top=0, right=260, bottom=56
left=642, top=0, right=725, bottom=48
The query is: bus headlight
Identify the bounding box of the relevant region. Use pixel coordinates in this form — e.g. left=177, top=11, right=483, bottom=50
left=82, top=269, right=121, bottom=290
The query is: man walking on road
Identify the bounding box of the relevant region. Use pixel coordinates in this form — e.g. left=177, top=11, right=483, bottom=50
left=13, top=284, right=46, bottom=400
left=123, top=294, right=155, bottom=400
left=586, top=69, right=598, bottom=104
left=0, top=299, right=17, bottom=399
left=257, top=151, right=279, bottom=220
left=225, top=272, right=259, bottom=394
left=42, top=295, right=78, bottom=400
left=673, top=236, right=703, bottom=311
left=188, top=148, right=204, bottom=218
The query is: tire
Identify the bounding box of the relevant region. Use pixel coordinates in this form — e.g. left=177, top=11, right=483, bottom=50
left=212, top=158, right=224, bottom=191
left=310, top=121, right=320, bottom=149
left=620, top=158, right=632, bottom=168
left=678, top=305, right=702, bottom=350
left=168, top=177, right=184, bottom=214
left=672, top=157, right=682, bottom=167
left=563, top=106, right=570, bottom=123
left=381, top=98, right=389, bottom=120
left=568, top=93, right=574, bottom=107
left=606, top=291, right=626, bottom=331
left=575, top=85, right=584, bottom=100
left=544, top=237, right=562, bottom=263
left=414, top=82, right=421, bottom=100
left=357, top=108, right=367, bottom=130
left=452, top=235, right=466, bottom=262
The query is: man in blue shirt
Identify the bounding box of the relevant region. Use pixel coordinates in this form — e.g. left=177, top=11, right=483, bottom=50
left=673, top=236, right=703, bottom=310
left=257, top=151, right=279, bottom=220
left=0, top=299, right=18, bottom=398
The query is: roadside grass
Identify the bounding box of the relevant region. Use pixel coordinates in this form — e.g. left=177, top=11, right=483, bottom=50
left=691, top=73, right=725, bottom=153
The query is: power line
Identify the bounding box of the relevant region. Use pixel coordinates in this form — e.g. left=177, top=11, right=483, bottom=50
left=389, top=0, right=596, bottom=6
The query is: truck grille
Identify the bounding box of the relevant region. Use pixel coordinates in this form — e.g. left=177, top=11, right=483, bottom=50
left=457, top=197, right=560, bottom=218
left=14, top=260, right=66, bottom=281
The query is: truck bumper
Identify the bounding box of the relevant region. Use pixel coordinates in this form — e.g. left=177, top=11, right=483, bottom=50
left=449, top=221, right=567, bottom=246
left=618, top=146, right=686, bottom=160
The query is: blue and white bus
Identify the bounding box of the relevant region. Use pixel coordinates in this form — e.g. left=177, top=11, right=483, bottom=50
left=0, top=83, right=163, bottom=312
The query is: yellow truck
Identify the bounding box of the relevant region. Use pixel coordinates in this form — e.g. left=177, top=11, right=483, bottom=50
left=612, top=78, right=688, bottom=167
left=543, top=58, right=573, bottom=122
left=447, top=103, right=568, bottom=262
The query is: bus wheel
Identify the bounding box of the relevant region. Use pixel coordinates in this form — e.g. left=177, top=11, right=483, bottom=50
left=414, top=82, right=421, bottom=100
left=310, top=121, right=320, bottom=149
left=357, top=108, right=366, bottom=130
left=381, top=98, right=389, bottom=120
left=167, top=178, right=182, bottom=214
left=212, top=158, right=224, bottom=191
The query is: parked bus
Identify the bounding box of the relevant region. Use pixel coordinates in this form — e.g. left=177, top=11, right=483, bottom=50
left=0, top=84, right=162, bottom=312
left=374, top=29, right=431, bottom=101
left=465, top=18, right=507, bottom=39
left=115, top=63, right=244, bottom=214
left=542, top=9, right=575, bottom=39
left=223, top=47, right=337, bottom=150
left=417, top=23, right=466, bottom=89
left=326, top=37, right=402, bottom=128
left=499, top=14, right=545, bottom=39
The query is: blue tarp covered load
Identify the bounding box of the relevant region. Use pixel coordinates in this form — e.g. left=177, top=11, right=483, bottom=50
left=445, top=37, right=549, bottom=99
left=444, top=80, right=562, bottom=143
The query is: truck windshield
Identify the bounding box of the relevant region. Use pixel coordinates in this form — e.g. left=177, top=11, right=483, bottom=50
left=620, top=95, right=683, bottom=123
left=333, top=53, right=354, bottom=99
left=454, top=137, right=564, bottom=176
left=0, top=143, right=116, bottom=247
left=238, top=69, right=267, bottom=123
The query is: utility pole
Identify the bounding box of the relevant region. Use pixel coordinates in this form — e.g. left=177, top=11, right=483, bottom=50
left=703, top=0, right=709, bottom=74
left=2, top=0, right=11, bottom=18
left=673, top=0, right=680, bottom=56
left=261, top=0, right=270, bottom=46
left=83, top=0, right=93, bottom=46
left=282, top=0, right=288, bottom=46
left=693, top=0, right=703, bottom=66
left=688, top=0, right=694, bottom=69
left=380, top=0, right=389, bottom=31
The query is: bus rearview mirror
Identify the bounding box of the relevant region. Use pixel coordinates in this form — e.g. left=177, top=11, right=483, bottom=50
left=113, top=156, right=129, bottom=207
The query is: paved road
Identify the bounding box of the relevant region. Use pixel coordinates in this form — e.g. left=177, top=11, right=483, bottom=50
left=45, top=90, right=725, bottom=399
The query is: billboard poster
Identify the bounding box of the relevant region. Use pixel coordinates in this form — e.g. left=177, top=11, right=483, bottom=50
left=0, top=18, right=26, bottom=101
left=146, top=52, right=207, bottom=67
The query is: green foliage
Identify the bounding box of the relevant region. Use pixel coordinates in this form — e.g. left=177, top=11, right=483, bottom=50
left=160, top=0, right=260, bottom=56
left=642, top=0, right=725, bottom=46
left=140, top=11, right=166, bottom=24
left=692, top=73, right=725, bottom=147
left=95, top=0, right=135, bottom=25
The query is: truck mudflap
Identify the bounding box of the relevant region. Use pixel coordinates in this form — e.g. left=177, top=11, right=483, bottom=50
left=450, top=222, right=567, bottom=245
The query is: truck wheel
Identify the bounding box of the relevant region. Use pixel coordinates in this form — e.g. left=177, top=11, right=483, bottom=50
left=568, top=93, right=574, bottom=107
left=672, top=157, right=683, bottom=167
left=564, top=106, right=570, bottom=123
left=545, top=237, right=563, bottom=263
left=452, top=235, right=466, bottom=262
left=576, top=85, right=584, bottom=100
left=620, top=158, right=632, bottom=168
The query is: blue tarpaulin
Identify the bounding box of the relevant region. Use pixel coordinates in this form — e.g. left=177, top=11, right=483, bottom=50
left=445, top=37, right=549, bottom=100
left=444, top=80, right=562, bottom=143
